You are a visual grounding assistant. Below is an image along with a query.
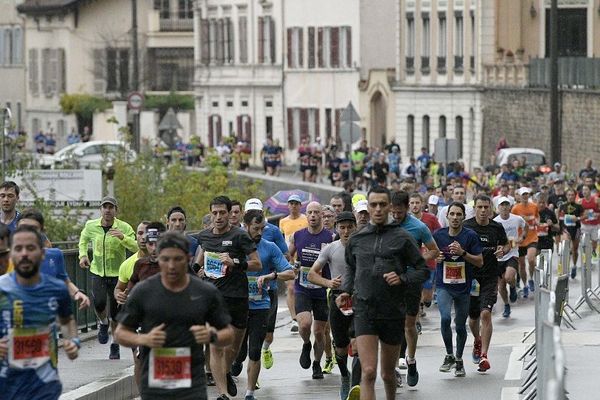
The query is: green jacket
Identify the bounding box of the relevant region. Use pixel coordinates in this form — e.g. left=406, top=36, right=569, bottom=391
left=78, top=217, right=138, bottom=277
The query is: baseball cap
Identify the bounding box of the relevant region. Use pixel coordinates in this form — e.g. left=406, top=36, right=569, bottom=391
left=516, top=187, right=532, bottom=196
left=497, top=196, right=513, bottom=206
left=354, top=199, right=369, bottom=213
left=287, top=194, right=302, bottom=203
left=554, top=162, right=561, bottom=167
left=351, top=193, right=367, bottom=207
left=428, top=195, right=440, bottom=205
left=101, top=196, right=118, bottom=207
left=244, top=198, right=263, bottom=211
left=335, top=211, right=356, bottom=224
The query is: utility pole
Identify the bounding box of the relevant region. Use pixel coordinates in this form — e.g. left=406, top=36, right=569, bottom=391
left=549, top=0, right=560, bottom=163
left=131, top=0, right=141, bottom=152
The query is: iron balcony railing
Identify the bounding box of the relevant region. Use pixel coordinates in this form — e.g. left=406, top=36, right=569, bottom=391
left=529, top=57, right=600, bottom=89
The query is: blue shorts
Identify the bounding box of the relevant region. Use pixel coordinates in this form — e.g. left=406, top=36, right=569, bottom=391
left=422, top=269, right=436, bottom=290
left=3, top=371, right=62, bottom=400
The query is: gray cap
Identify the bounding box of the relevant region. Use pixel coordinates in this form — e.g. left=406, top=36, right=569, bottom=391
left=101, top=196, right=118, bottom=207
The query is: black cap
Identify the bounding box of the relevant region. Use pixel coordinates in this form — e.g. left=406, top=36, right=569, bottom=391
left=335, top=211, right=356, bottom=224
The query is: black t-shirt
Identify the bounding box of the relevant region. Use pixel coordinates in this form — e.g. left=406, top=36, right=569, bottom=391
left=559, top=202, right=583, bottom=230
left=196, top=226, right=257, bottom=298
left=548, top=193, right=567, bottom=211
left=538, top=208, right=558, bottom=249
left=373, top=162, right=389, bottom=182
left=118, top=274, right=231, bottom=400
left=464, top=218, right=508, bottom=278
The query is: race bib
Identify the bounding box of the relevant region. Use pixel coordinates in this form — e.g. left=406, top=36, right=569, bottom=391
left=149, top=347, right=192, bottom=389
left=564, top=215, right=577, bottom=227
left=248, top=276, right=262, bottom=302
left=299, top=266, right=320, bottom=289
left=204, top=252, right=225, bottom=279
left=470, top=279, right=480, bottom=297
left=536, top=224, right=549, bottom=237
left=443, top=261, right=466, bottom=284
left=8, top=326, right=51, bottom=369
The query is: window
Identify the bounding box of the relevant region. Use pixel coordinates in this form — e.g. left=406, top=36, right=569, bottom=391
left=325, top=108, right=332, bottom=140
left=241, top=99, right=248, bottom=107
left=407, top=115, right=415, bottom=157
left=148, top=48, right=193, bottom=91
left=212, top=100, right=219, bottom=107
left=12, top=27, right=22, bottom=65
left=438, top=13, right=447, bottom=72
left=422, top=115, right=430, bottom=151
left=178, top=0, right=193, bottom=19
left=308, top=27, right=315, bottom=68
left=31, top=118, right=40, bottom=135
left=330, top=27, right=339, bottom=68
left=208, top=114, right=222, bottom=147
left=265, top=98, right=273, bottom=108
left=308, top=108, right=317, bottom=140
left=57, top=120, right=66, bottom=137
left=29, top=48, right=39, bottom=95
left=406, top=13, right=415, bottom=73
left=545, top=8, right=587, bottom=57
left=226, top=100, right=233, bottom=107
left=340, top=26, right=352, bottom=68
left=266, top=116, right=273, bottom=138
left=258, top=16, right=275, bottom=64
left=287, top=27, right=303, bottom=68
left=3, top=29, right=12, bottom=65
left=421, top=14, right=430, bottom=73
left=455, top=116, right=463, bottom=158
left=154, top=0, right=170, bottom=19
left=454, top=12, right=464, bottom=72
left=238, top=15, right=248, bottom=63
left=224, top=18, right=234, bottom=64
left=439, top=115, right=446, bottom=138
left=322, top=27, right=331, bottom=67
left=106, top=48, right=129, bottom=94
left=470, top=11, right=475, bottom=70
left=209, top=19, right=217, bottom=64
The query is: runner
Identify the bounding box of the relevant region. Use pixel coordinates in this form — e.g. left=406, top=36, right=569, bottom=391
left=464, top=195, right=509, bottom=373
left=391, top=192, right=440, bottom=387
left=511, top=187, right=540, bottom=297
left=493, top=197, right=526, bottom=317
left=339, top=186, right=429, bottom=399
left=289, top=201, right=333, bottom=379
left=0, top=181, right=20, bottom=233
left=127, top=223, right=166, bottom=291
left=433, top=202, right=483, bottom=377
left=536, top=195, right=560, bottom=258
left=558, top=189, right=584, bottom=279
left=579, top=185, right=599, bottom=261
left=298, top=139, right=312, bottom=182
left=437, top=186, right=475, bottom=228
left=166, top=206, right=199, bottom=260
left=240, top=210, right=294, bottom=400
left=279, top=194, right=308, bottom=333
left=330, top=195, right=345, bottom=215
left=78, top=196, right=138, bottom=359
left=320, top=204, right=338, bottom=373
left=115, top=231, right=234, bottom=400
left=0, top=225, right=80, bottom=399
left=229, top=201, right=242, bottom=228
left=195, top=196, right=261, bottom=399
left=354, top=200, right=370, bottom=231
left=308, top=211, right=357, bottom=399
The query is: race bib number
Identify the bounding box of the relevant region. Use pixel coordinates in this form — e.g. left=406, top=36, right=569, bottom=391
left=443, top=261, right=466, bottom=284
left=536, top=224, right=549, bottom=237
left=564, top=215, right=577, bottom=227
left=248, top=276, right=262, bottom=301
left=149, top=347, right=192, bottom=389
left=299, top=266, right=320, bottom=289
left=525, top=215, right=537, bottom=226
left=470, top=279, right=480, bottom=297
left=204, top=252, right=225, bottom=279
left=8, top=326, right=51, bottom=369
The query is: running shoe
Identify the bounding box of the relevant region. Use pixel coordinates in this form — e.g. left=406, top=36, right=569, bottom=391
left=323, top=357, right=335, bottom=374
left=398, top=358, right=407, bottom=369
left=206, top=372, right=216, bottom=386
left=262, top=348, right=273, bottom=369
left=478, top=355, right=491, bottom=373
left=523, top=285, right=529, bottom=299
left=312, top=361, right=324, bottom=379
left=472, top=337, right=482, bottom=364
left=217, top=395, right=230, bottom=400
left=570, top=266, right=577, bottom=279
left=503, top=304, right=511, bottom=318
left=226, top=372, right=237, bottom=396
left=291, top=320, right=299, bottom=333
left=407, top=359, right=419, bottom=387
left=347, top=385, right=361, bottom=400
left=395, top=367, right=403, bottom=387
left=231, top=361, right=243, bottom=377
left=244, top=396, right=255, bottom=400
left=255, top=380, right=260, bottom=390
left=454, top=359, right=466, bottom=377
left=416, top=321, right=422, bottom=335
left=109, top=343, right=120, bottom=360
left=509, top=285, right=518, bottom=303
left=528, top=279, right=535, bottom=293
left=97, top=323, right=109, bottom=344
left=300, top=342, right=312, bottom=369
left=439, top=355, right=456, bottom=372
left=340, top=376, right=351, bottom=400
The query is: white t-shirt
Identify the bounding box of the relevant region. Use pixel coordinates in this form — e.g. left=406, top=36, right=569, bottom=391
left=437, top=204, right=475, bottom=228
left=493, top=213, right=526, bottom=261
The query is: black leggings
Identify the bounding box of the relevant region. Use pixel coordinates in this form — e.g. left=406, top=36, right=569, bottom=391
left=91, top=275, right=119, bottom=322
left=236, top=309, right=269, bottom=363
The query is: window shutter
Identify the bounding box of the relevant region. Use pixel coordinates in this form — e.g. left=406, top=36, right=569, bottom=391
left=216, top=19, right=224, bottom=64
left=258, top=17, right=264, bottom=63
left=227, top=18, right=234, bottom=63
left=269, top=18, right=276, bottom=64
left=13, top=27, right=22, bottom=65
left=238, top=16, right=247, bottom=63
left=57, top=48, right=66, bottom=93
left=317, top=27, right=323, bottom=67
left=106, top=48, right=118, bottom=92
left=29, top=48, right=39, bottom=95
left=298, top=28, right=304, bottom=68
left=119, top=49, right=130, bottom=93
left=0, top=28, right=4, bottom=66
left=41, top=48, right=51, bottom=97
left=236, top=115, right=242, bottom=137
left=287, top=108, right=294, bottom=149
left=201, top=19, right=210, bottom=64
left=208, top=116, right=214, bottom=147
left=287, top=28, right=292, bottom=67
left=308, top=27, right=315, bottom=68
left=300, top=108, right=308, bottom=140
left=245, top=115, right=251, bottom=146
left=93, top=49, right=105, bottom=94
left=314, top=108, right=320, bottom=138
left=335, top=109, right=342, bottom=140
left=331, top=27, right=339, bottom=68
left=216, top=115, right=222, bottom=144
left=346, top=27, right=352, bottom=67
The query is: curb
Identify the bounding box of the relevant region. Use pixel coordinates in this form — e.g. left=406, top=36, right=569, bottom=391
left=60, top=366, right=137, bottom=400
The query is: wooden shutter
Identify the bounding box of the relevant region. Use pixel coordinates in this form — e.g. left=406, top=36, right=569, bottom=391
left=238, top=16, right=247, bottom=63
left=201, top=19, right=209, bottom=64
left=325, top=108, right=332, bottom=140
left=308, top=27, right=315, bottom=68
left=119, top=49, right=129, bottom=93
left=227, top=18, right=234, bottom=63
left=216, top=115, right=222, bottom=144
left=300, top=108, right=308, bottom=140
left=258, top=17, right=264, bottom=63
left=331, top=27, right=339, bottom=68
left=346, top=26, right=352, bottom=67
left=317, top=27, right=323, bottom=67
left=28, top=48, right=39, bottom=95
left=298, top=28, right=304, bottom=68
left=314, top=108, right=320, bottom=138
left=335, top=109, right=342, bottom=140
left=287, top=108, right=294, bottom=149
left=245, top=115, right=251, bottom=146
left=57, top=48, right=65, bottom=93
left=208, top=116, right=214, bottom=147
left=269, top=17, right=276, bottom=64
left=236, top=115, right=242, bottom=137
left=287, top=28, right=292, bottom=67
left=41, top=48, right=51, bottom=96
left=216, top=19, right=224, bottom=64
left=92, top=49, right=105, bottom=94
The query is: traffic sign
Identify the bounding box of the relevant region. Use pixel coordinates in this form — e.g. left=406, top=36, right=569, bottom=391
left=127, top=92, right=144, bottom=110
left=340, top=102, right=360, bottom=123
left=339, top=121, right=360, bottom=145
left=434, top=138, right=459, bottom=163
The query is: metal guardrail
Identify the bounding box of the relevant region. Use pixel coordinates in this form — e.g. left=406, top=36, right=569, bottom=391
left=64, top=248, right=98, bottom=334
left=573, top=233, right=600, bottom=313
left=529, top=57, right=600, bottom=89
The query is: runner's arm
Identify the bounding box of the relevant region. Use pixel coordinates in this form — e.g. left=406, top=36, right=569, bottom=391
left=422, top=239, right=440, bottom=262
left=308, top=259, right=335, bottom=288
left=246, top=250, right=262, bottom=272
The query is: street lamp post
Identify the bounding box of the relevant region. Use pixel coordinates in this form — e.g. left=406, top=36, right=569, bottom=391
left=549, top=0, right=560, bottom=164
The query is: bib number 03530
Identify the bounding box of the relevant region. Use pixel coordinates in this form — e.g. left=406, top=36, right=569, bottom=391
left=149, top=347, right=192, bottom=389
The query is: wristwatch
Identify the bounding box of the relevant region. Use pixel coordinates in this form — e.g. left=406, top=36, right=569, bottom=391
left=70, top=337, right=82, bottom=349
left=209, top=329, right=218, bottom=344
left=462, top=250, right=467, bottom=257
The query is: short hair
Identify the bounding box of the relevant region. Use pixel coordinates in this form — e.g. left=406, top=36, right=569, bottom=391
left=0, top=181, right=19, bottom=196
left=157, top=231, right=190, bottom=255
left=146, top=221, right=167, bottom=233
left=19, top=208, right=45, bottom=229
left=339, top=192, right=353, bottom=212
left=453, top=185, right=465, bottom=193
left=409, top=192, right=423, bottom=201
left=202, top=213, right=212, bottom=226
left=367, top=185, right=391, bottom=202
left=231, top=200, right=241, bottom=209
left=447, top=201, right=466, bottom=216
left=322, top=205, right=335, bottom=214
left=474, top=194, right=492, bottom=205
left=391, top=191, right=409, bottom=207
left=12, top=225, right=44, bottom=249
left=343, top=180, right=354, bottom=190
left=243, top=209, right=264, bottom=226
left=210, top=196, right=232, bottom=212
left=167, top=206, right=186, bottom=219
left=330, top=194, right=343, bottom=202
left=566, top=188, right=576, bottom=195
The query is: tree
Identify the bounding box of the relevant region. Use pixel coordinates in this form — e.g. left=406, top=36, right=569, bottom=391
left=59, top=93, right=112, bottom=134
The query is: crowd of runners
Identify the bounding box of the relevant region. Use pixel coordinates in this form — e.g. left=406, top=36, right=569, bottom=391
left=0, top=154, right=598, bottom=400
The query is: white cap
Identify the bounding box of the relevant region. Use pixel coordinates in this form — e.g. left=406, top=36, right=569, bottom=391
left=244, top=198, right=263, bottom=211
left=497, top=196, right=513, bottom=206
left=354, top=199, right=369, bottom=213
left=516, top=187, right=532, bottom=196
left=428, top=195, right=440, bottom=205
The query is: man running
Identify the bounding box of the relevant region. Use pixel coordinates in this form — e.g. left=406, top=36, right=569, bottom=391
left=511, top=187, right=539, bottom=297
left=115, top=221, right=151, bottom=306
left=308, top=211, right=357, bottom=399
left=0, top=225, right=80, bottom=399
left=115, top=231, right=234, bottom=400
left=433, top=202, right=483, bottom=377
left=290, top=201, right=333, bottom=379
left=78, top=196, right=138, bottom=359
left=493, top=197, right=526, bottom=317
left=464, top=195, right=509, bottom=373
left=579, top=185, right=599, bottom=260
left=391, top=192, right=440, bottom=387
left=339, top=186, right=429, bottom=399
left=166, top=206, right=199, bottom=260
left=127, top=222, right=166, bottom=291
left=0, top=181, right=20, bottom=233
left=559, top=189, right=584, bottom=279
left=437, top=186, right=475, bottom=228
left=195, top=196, right=261, bottom=399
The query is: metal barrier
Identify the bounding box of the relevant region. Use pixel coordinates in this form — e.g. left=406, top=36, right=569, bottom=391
left=64, top=248, right=99, bottom=333
left=573, top=233, right=600, bottom=313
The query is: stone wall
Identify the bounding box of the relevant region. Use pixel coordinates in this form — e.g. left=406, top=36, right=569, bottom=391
left=481, top=88, right=600, bottom=170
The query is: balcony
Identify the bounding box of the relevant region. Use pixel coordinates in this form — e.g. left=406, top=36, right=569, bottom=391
left=159, top=16, right=193, bottom=32
left=529, top=57, right=600, bottom=89
left=483, top=62, right=528, bottom=87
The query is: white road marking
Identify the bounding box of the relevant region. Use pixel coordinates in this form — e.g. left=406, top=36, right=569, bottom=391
left=504, top=345, right=526, bottom=381
left=500, top=386, right=520, bottom=400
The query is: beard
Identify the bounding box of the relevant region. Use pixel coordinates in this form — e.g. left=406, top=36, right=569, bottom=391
left=15, top=260, right=40, bottom=279
left=253, top=235, right=262, bottom=244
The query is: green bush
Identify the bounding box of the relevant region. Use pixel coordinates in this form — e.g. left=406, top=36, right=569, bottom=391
left=144, top=92, right=194, bottom=118
left=60, top=94, right=112, bottom=133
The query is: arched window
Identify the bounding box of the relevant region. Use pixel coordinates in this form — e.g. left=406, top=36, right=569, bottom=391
left=439, top=115, right=446, bottom=138
left=455, top=116, right=463, bottom=158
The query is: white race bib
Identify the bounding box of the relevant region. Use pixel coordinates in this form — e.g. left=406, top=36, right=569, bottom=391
left=148, top=347, right=192, bottom=389
left=564, top=215, right=577, bottom=227
left=299, top=266, right=320, bottom=289
left=8, top=326, right=51, bottom=369
left=248, top=276, right=262, bottom=301
left=204, top=252, right=225, bottom=279
left=470, top=279, right=480, bottom=297
left=442, top=261, right=466, bottom=284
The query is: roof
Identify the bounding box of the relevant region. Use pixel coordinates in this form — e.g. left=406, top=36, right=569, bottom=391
left=17, top=0, right=83, bottom=15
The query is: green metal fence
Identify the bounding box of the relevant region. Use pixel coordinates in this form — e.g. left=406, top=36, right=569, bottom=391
left=64, top=248, right=99, bottom=333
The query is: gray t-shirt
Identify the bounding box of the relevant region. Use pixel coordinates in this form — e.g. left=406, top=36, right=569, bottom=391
left=316, top=240, right=347, bottom=283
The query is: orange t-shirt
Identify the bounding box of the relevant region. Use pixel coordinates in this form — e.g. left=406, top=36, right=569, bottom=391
left=511, top=202, right=540, bottom=246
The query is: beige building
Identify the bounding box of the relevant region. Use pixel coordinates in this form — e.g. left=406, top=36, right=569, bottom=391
left=0, top=0, right=25, bottom=132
